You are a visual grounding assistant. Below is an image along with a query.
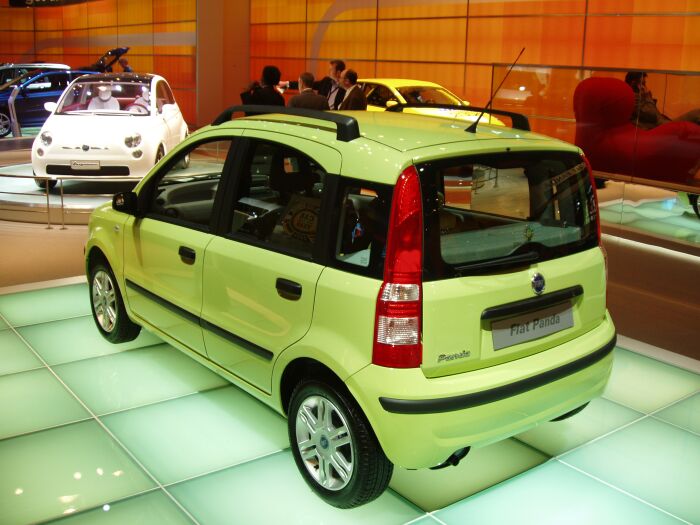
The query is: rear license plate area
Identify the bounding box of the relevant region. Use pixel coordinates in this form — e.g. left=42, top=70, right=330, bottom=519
left=491, top=302, right=573, bottom=350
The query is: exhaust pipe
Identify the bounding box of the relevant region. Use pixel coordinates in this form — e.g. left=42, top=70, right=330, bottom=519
left=430, top=447, right=471, bottom=470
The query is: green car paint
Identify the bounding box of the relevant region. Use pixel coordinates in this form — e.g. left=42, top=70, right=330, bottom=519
left=86, top=107, right=615, bottom=508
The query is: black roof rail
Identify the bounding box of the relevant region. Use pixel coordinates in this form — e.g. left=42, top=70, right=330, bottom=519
left=385, top=103, right=531, bottom=132
left=211, top=105, right=361, bottom=142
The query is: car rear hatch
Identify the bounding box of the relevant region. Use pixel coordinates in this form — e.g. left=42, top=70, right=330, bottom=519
left=417, top=149, right=605, bottom=378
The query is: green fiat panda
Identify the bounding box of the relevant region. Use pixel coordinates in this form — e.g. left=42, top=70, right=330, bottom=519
left=85, top=105, right=615, bottom=508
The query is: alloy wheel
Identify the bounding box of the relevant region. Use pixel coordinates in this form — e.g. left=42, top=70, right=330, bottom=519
left=295, top=394, right=354, bottom=491
left=92, top=269, right=117, bottom=333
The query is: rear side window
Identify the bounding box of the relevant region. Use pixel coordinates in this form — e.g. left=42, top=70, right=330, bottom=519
left=334, top=179, right=393, bottom=278
left=419, top=151, right=598, bottom=278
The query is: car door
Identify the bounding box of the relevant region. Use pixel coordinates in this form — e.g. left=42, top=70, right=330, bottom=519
left=201, top=135, right=341, bottom=393
left=123, top=136, right=239, bottom=355
left=16, top=71, right=69, bottom=126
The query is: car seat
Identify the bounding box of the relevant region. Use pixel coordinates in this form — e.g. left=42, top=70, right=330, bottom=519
left=573, top=77, right=700, bottom=185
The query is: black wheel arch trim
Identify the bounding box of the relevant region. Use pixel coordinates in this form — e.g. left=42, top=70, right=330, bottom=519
left=125, top=279, right=273, bottom=361
left=378, top=334, right=616, bottom=415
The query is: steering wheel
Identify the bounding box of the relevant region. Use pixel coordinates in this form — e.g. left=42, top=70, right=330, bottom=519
left=126, top=103, right=149, bottom=115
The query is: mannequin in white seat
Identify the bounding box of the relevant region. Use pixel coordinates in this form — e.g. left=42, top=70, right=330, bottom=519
left=131, top=86, right=151, bottom=113
left=88, top=85, right=120, bottom=110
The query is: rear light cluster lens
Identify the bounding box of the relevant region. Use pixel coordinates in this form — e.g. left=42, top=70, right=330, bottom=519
left=581, top=153, right=608, bottom=283
left=373, top=165, right=423, bottom=369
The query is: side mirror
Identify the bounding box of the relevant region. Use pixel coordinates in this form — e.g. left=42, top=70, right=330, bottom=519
left=112, top=191, right=139, bottom=215
left=385, top=100, right=398, bottom=108
left=44, top=101, right=58, bottom=113
left=161, top=103, right=177, bottom=116
left=462, top=99, right=471, bottom=106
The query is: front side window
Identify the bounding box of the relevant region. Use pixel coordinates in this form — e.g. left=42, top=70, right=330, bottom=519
left=229, top=141, right=326, bottom=258
left=397, top=86, right=462, bottom=105
left=147, top=139, right=232, bottom=229
left=420, top=151, right=598, bottom=278
left=364, top=84, right=397, bottom=107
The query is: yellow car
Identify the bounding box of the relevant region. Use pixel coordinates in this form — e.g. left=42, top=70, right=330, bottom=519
left=360, top=78, right=505, bottom=126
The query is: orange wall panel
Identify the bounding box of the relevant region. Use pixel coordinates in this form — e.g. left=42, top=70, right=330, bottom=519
left=585, top=16, right=700, bottom=71
left=377, top=18, right=466, bottom=63
left=118, top=24, right=155, bottom=55
left=308, top=0, right=376, bottom=22
left=587, top=0, right=700, bottom=13
left=251, top=0, right=306, bottom=24
left=62, top=3, right=88, bottom=31
left=464, top=64, right=493, bottom=106
left=0, top=7, right=33, bottom=30
left=153, top=22, right=196, bottom=56
left=88, top=27, right=114, bottom=56
left=62, top=29, right=89, bottom=56
left=118, top=0, right=154, bottom=25
left=34, top=31, right=64, bottom=57
left=34, top=7, right=63, bottom=31
left=87, top=0, right=117, bottom=28
left=307, top=21, right=377, bottom=61
left=0, top=31, right=34, bottom=55
left=154, top=55, right=195, bottom=88
left=467, top=16, right=584, bottom=66
left=469, top=0, right=585, bottom=16
left=153, top=0, right=195, bottom=24
left=173, top=88, right=195, bottom=124
left=251, top=23, right=306, bottom=58
left=378, top=1, right=466, bottom=19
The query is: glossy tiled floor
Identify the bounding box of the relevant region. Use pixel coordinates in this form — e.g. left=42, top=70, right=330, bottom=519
left=1, top=282, right=699, bottom=525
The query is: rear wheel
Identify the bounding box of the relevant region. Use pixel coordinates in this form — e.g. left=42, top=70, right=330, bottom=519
left=0, top=111, right=11, bottom=138
left=89, top=261, right=140, bottom=343
left=690, top=194, right=699, bottom=220
left=155, top=145, right=165, bottom=165
left=288, top=380, right=393, bottom=508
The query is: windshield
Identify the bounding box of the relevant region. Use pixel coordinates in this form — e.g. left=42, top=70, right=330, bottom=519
left=397, top=86, right=463, bottom=105
left=56, top=81, right=151, bottom=115
left=419, top=151, right=599, bottom=278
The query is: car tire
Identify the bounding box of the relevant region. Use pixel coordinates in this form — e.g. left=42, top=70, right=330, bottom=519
left=288, top=380, right=393, bottom=508
left=551, top=402, right=589, bottom=422
left=155, top=145, right=165, bottom=165
left=690, top=194, right=699, bottom=220
left=34, top=176, right=57, bottom=190
left=89, top=261, right=140, bottom=343
left=0, top=111, right=11, bottom=138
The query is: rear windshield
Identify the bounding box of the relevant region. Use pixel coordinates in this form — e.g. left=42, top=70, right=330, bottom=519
left=419, top=151, right=598, bottom=278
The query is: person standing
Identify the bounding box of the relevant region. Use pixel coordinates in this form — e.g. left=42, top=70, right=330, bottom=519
left=338, top=69, right=367, bottom=110
left=241, top=65, right=285, bottom=115
left=315, top=59, right=346, bottom=110
left=289, top=72, right=330, bottom=110
left=118, top=58, right=133, bottom=73
left=625, top=71, right=700, bottom=130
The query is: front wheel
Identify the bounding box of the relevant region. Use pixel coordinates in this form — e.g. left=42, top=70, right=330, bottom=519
left=34, top=177, right=57, bottom=190
left=89, top=261, right=140, bottom=343
left=288, top=380, right=393, bottom=508
left=0, top=111, right=11, bottom=138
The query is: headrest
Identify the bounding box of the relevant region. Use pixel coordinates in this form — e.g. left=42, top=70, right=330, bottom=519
left=573, top=77, right=634, bottom=126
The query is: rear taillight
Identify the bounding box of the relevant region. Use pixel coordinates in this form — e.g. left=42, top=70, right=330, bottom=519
left=582, top=153, right=608, bottom=283
left=582, top=153, right=601, bottom=245
left=373, top=165, right=423, bottom=368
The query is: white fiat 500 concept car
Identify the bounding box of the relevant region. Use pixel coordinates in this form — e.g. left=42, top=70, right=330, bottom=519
left=32, top=73, right=188, bottom=189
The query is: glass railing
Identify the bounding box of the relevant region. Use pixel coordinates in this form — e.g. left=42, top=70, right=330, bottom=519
left=489, top=64, right=700, bottom=253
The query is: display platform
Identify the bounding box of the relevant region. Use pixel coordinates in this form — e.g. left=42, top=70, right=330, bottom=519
left=1, top=280, right=698, bottom=524
left=0, top=163, right=137, bottom=225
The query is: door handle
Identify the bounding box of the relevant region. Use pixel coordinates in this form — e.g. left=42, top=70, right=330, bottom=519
left=178, top=245, right=196, bottom=264
left=276, top=278, right=302, bottom=301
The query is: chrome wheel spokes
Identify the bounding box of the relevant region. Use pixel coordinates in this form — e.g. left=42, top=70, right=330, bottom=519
left=295, top=394, right=353, bottom=491
left=92, top=270, right=117, bottom=333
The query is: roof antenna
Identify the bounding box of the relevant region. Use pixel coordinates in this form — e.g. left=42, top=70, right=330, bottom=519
left=466, top=46, right=525, bottom=133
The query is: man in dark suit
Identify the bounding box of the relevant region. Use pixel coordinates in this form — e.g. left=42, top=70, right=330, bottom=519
left=289, top=72, right=330, bottom=110
left=315, top=59, right=346, bottom=110
left=241, top=65, right=285, bottom=115
left=338, top=69, right=367, bottom=111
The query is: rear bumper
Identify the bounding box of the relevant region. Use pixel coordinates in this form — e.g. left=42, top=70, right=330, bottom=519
left=346, top=312, right=615, bottom=469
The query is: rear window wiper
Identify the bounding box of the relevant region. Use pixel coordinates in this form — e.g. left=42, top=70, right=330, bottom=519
left=453, top=250, right=539, bottom=273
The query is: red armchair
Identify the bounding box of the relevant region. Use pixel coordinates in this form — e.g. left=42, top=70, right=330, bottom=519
left=573, top=77, right=700, bottom=185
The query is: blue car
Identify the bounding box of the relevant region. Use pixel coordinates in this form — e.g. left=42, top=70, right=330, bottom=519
left=0, top=69, right=95, bottom=138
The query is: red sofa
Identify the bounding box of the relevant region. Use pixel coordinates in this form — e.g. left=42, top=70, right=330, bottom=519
left=573, top=77, right=700, bottom=185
